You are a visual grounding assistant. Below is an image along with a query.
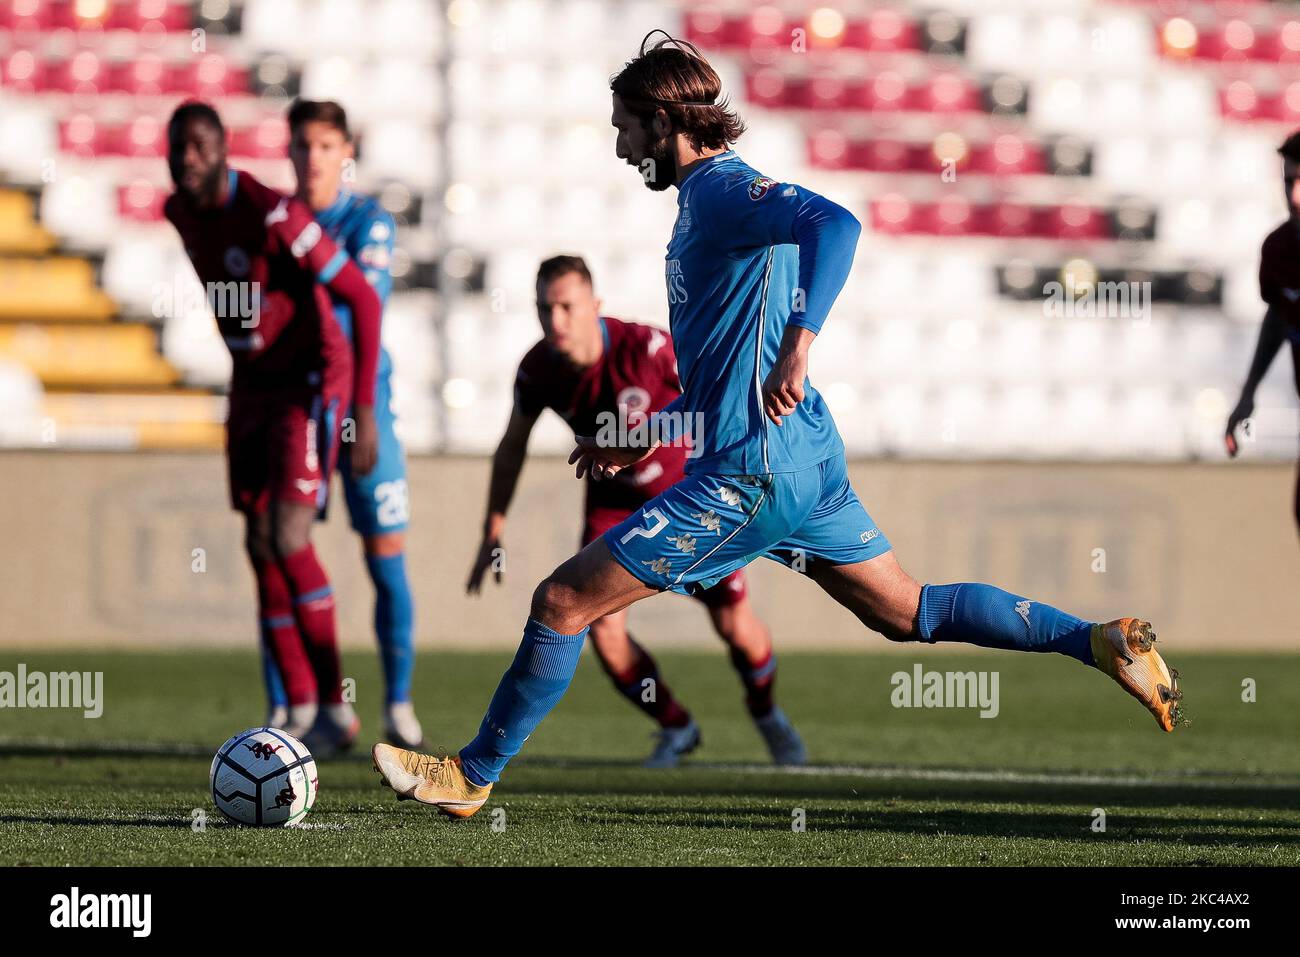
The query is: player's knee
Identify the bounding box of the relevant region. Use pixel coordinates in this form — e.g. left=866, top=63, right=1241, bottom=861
left=530, top=577, right=589, bottom=634
left=272, top=523, right=310, bottom=559
left=364, top=532, right=404, bottom=558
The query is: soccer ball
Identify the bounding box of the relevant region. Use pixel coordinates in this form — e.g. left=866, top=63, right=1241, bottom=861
left=210, top=727, right=317, bottom=827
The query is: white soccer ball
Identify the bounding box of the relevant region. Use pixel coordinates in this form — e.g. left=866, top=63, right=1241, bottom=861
left=210, top=727, right=318, bottom=827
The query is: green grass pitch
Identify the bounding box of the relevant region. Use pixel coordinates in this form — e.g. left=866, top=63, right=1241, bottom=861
left=1, top=648, right=1297, bottom=866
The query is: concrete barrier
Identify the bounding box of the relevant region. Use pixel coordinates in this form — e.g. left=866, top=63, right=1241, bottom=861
left=0, top=451, right=1296, bottom=650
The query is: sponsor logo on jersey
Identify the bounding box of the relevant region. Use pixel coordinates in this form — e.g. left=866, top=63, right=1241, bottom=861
left=304, top=418, right=319, bottom=473
left=358, top=244, right=390, bottom=268
left=624, top=461, right=664, bottom=487
left=748, top=176, right=778, bottom=201
left=665, top=259, right=688, bottom=304
left=674, top=199, right=693, bottom=235
left=368, top=219, right=391, bottom=241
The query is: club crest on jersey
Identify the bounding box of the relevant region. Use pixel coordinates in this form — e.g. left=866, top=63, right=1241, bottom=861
left=748, top=176, right=778, bottom=201
left=617, top=386, right=652, bottom=416
left=223, top=246, right=250, bottom=277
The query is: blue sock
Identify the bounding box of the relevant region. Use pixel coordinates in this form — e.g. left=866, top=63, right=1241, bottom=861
left=917, top=583, right=1095, bottom=666
left=259, top=623, right=288, bottom=711
left=458, top=618, right=588, bottom=786
left=366, top=552, right=416, bottom=704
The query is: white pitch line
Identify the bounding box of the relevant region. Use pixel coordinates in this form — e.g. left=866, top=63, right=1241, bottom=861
left=3, top=738, right=1296, bottom=791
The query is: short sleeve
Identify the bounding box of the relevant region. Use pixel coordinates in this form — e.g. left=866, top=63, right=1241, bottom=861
left=694, top=172, right=807, bottom=253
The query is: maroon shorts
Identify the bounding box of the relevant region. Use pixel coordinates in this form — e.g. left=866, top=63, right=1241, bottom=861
left=226, top=388, right=343, bottom=515
left=582, top=505, right=747, bottom=609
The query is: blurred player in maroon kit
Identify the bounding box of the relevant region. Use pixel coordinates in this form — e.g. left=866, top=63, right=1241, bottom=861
left=1227, top=129, right=1300, bottom=535
left=466, top=255, right=806, bottom=766
left=164, top=101, right=382, bottom=752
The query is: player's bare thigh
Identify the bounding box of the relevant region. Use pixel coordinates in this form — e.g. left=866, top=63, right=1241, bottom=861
left=531, top=537, right=659, bottom=636
left=805, top=551, right=922, bottom=642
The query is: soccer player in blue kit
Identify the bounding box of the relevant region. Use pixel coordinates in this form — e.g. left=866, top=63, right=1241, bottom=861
left=268, top=99, right=422, bottom=751
left=373, top=34, right=1184, bottom=816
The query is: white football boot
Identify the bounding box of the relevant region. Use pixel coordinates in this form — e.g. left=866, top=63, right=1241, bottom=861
left=302, top=703, right=361, bottom=757
left=280, top=703, right=318, bottom=740
left=384, top=702, right=425, bottom=749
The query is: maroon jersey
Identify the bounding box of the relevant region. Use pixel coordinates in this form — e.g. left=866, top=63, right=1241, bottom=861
left=165, top=169, right=352, bottom=398
left=515, top=316, right=687, bottom=510
left=1258, top=220, right=1300, bottom=392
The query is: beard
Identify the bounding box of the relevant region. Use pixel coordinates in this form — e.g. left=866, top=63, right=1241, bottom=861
left=638, top=132, right=677, bottom=192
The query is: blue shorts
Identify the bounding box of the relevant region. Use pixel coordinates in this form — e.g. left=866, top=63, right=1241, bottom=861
left=604, top=454, right=891, bottom=595
left=336, top=372, right=410, bottom=535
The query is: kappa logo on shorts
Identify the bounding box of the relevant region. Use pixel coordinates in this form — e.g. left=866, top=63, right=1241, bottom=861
left=1015, top=600, right=1032, bottom=628
left=860, top=529, right=880, bottom=543
left=714, top=486, right=742, bottom=508
left=667, top=533, right=698, bottom=556
left=642, top=558, right=673, bottom=579
left=295, top=478, right=320, bottom=495
left=692, top=509, right=723, bottom=534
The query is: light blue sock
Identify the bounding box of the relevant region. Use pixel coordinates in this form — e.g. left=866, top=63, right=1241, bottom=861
left=917, top=583, right=1095, bottom=666
left=259, top=622, right=288, bottom=711
left=458, top=618, right=588, bottom=786
left=365, top=552, right=416, bottom=704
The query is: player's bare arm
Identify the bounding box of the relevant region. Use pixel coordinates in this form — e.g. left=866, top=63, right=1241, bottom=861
left=1226, top=304, right=1285, bottom=456
left=763, top=325, right=814, bottom=426
left=467, top=403, right=538, bottom=593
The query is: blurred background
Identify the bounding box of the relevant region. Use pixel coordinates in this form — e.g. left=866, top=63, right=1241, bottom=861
left=1, top=0, right=1298, bottom=649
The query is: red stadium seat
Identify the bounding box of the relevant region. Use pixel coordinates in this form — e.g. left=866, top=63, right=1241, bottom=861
left=228, top=118, right=289, bottom=160
left=107, top=54, right=167, bottom=95
left=46, top=51, right=106, bottom=95
left=105, top=0, right=190, bottom=34
left=870, top=193, right=916, bottom=234
left=1045, top=202, right=1107, bottom=240
left=59, top=114, right=103, bottom=157
left=118, top=180, right=166, bottom=222
left=2, top=49, right=49, bottom=94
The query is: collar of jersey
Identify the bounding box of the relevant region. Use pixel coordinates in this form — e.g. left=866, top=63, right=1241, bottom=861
left=222, top=168, right=239, bottom=210
left=316, top=188, right=354, bottom=227
left=678, top=150, right=736, bottom=193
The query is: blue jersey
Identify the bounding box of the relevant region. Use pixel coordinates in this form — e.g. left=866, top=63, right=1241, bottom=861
left=315, top=189, right=396, bottom=381
left=663, top=151, right=860, bottom=476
